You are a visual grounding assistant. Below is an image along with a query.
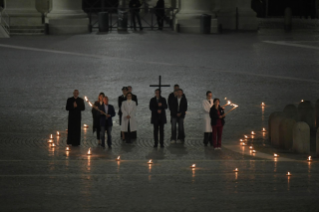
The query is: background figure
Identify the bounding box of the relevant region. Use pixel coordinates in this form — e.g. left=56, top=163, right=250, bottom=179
left=118, top=87, right=128, bottom=140
left=154, top=0, right=165, bottom=30
left=121, top=92, right=137, bottom=143
left=99, top=96, right=116, bottom=148
left=129, top=0, right=143, bottom=31
left=170, top=89, right=187, bottom=143
left=128, top=85, right=138, bottom=139
left=209, top=98, right=225, bottom=149
left=66, top=90, right=85, bottom=146
left=92, top=92, right=105, bottom=145
left=150, top=89, right=167, bottom=148
left=203, top=91, right=214, bottom=146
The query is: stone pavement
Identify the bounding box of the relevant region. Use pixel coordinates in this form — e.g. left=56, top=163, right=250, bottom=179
left=0, top=32, right=319, bottom=211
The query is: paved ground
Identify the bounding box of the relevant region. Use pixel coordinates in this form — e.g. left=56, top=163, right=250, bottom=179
left=0, top=31, right=319, bottom=211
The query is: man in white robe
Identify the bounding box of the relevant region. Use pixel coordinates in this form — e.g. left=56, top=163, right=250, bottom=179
left=121, top=92, right=137, bottom=143
left=203, top=91, right=214, bottom=146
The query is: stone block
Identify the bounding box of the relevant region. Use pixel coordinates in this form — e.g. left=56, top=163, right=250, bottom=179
left=315, top=99, right=319, bottom=128
left=268, top=112, right=282, bottom=140
left=298, top=101, right=315, bottom=129
left=270, top=115, right=285, bottom=146
left=293, top=122, right=310, bottom=154
left=279, top=118, right=296, bottom=149
left=283, top=104, right=298, bottom=121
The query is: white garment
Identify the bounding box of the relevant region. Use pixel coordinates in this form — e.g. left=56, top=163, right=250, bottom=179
left=202, top=99, right=214, bottom=132
left=121, top=100, right=137, bottom=132
left=177, top=97, right=181, bottom=111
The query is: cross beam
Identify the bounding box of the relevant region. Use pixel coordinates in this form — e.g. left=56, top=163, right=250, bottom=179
left=149, top=75, right=170, bottom=91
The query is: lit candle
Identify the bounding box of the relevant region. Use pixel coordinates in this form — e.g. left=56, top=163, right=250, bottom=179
left=51, top=143, right=55, bottom=147
left=249, top=146, right=253, bottom=149
left=227, top=100, right=231, bottom=105
left=233, top=168, right=239, bottom=172
left=239, top=139, right=243, bottom=142
left=50, top=134, right=53, bottom=139
left=83, top=124, right=89, bottom=128
left=262, top=128, right=266, bottom=132
left=147, top=160, right=153, bottom=164
left=224, top=97, right=227, bottom=100
left=251, top=131, right=255, bottom=135
left=116, top=156, right=121, bottom=161
left=286, top=172, right=291, bottom=176
left=244, top=135, right=248, bottom=138
left=190, top=164, right=196, bottom=168
left=301, top=99, right=304, bottom=102
left=252, top=150, right=256, bottom=153
left=48, top=139, right=53, bottom=143
left=66, top=146, right=70, bottom=151
left=84, top=96, right=88, bottom=102
left=262, top=102, right=265, bottom=106
left=87, top=148, right=92, bottom=155
left=241, top=142, right=246, bottom=146
left=274, top=153, right=279, bottom=157
left=56, top=131, right=60, bottom=136
left=307, top=156, right=312, bottom=161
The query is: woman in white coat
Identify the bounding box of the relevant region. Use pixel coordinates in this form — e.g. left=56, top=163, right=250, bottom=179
left=121, top=92, right=137, bottom=143
left=203, top=91, right=214, bottom=146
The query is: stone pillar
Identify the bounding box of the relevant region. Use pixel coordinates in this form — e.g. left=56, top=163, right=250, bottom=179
left=46, top=0, right=89, bottom=34
left=293, top=122, right=310, bottom=154
left=279, top=118, right=296, bottom=150
left=4, top=0, right=42, bottom=27
left=175, top=0, right=218, bottom=33
left=298, top=101, right=315, bottom=130
left=270, top=116, right=284, bottom=147
left=218, top=0, right=257, bottom=31
left=268, top=112, right=282, bottom=140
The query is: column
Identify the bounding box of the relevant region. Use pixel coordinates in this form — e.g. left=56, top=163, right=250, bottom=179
left=218, top=0, right=257, bottom=30
left=46, top=0, right=89, bottom=34
left=174, top=0, right=218, bottom=33
left=4, top=0, right=42, bottom=27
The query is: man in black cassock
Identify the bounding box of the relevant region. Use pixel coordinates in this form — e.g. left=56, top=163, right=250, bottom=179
left=150, top=89, right=167, bottom=148
left=66, top=90, right=85, bottom=146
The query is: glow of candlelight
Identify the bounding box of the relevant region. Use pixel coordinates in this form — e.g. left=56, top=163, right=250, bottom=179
left=262, top=128, right=266, bottom=132
left=84, top=96, right=88, bottom=102
left=244, top=135, right=248, bottom=138
left=251, top=131, right=255, bottom=135
left=57, top=131, right=60, bottom=136
left=89, top=102, right=93, bottom=107
left=87, top=148, right=91, bottom=155
left=224, top=97, right=227, bottom=100
left=51, top=143, right=55, bottom=147
left=241, top=142, right=246, bottom=146
left=249, top=146, right=253, bottom=149
left=147, top=160, right=153, bottom=164
left=274, top=154, right=279, bottom=157
left=227, top=100, right=231, bottom=105
left=301, top=99, right=304, bottom=102
left=50, top=134, right=53, bottom=139
left=240, top=139, right=243, bottom=142
left=66, top=146, right=70, bottom=151
left=233, top=168, right=239, bottom=172
left=190, top=164, right=196, bottom=168
left=262, top=102, right=265, bottom=106
left=307, top=156, right=312, bottom=161
left=252, top=150, right=256, bottom=153
left=286, top=172, right=291, bottom=176
left=48, top=139, right=53, bottom=143
left=116, top=156, right=121, bottom=161
left=83, top=124, right=89, bottom=128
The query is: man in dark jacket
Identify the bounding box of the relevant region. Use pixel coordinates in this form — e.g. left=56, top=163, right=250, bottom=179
left=154, top=0, right=165, bottom=30
left=129, top=0, right=143, bottom=31
left=98, top=96, right=116, bottom=148
left=170, top=89, right=187, bottom=142
left=149, top=89, right=167, bottom=148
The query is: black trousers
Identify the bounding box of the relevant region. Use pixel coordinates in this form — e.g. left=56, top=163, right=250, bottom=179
left=153, top=121, right=164, bottom=146
left=131, top=11, right=142, bottom=30
left=96, top=127, right=101, bottom=140
left=203, top=132, right=212, bottom=145
left=156, top=15, right=164, bottom=29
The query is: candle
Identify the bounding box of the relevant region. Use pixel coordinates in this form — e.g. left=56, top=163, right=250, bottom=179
left=239, top=139, right=243, bottom=142
left=56, top=131, right=60, bottom=136
left=307, top=156, right=312, bottom=161
left=274, top=153, right=279, bottom=157
left=83, top=124, right=89, bottom=128
left=66, top=146, right=70, bottom=151
left=252, top=150, right=256, bottom=153
left=50, top=134, right=53, bottom=139
left=262, top=128, right=266, bottom=132
left=301, top=99, right=304, bottom=102
left=190, top=164, right=196, bottom=168
left=286, top=172, right=291, bottom=176
left=84, top=96, right=88, bottom=102
left=241, top=142, right=246, bottom=146
left=116, top=156, right=121, bottom=161
left=262, top=102, right=265, bottom=106
left=87, top=148, right=92, bottom=155
left=244, top=135, right=248, bottom=138
left=147, top=160, right=153, bottom=164
left=249, top=146, right=253, bottom=149
left=233, top=168, right=239, bottom=172
left=51, top=143, right=55, bottom=147
left=224, top=97, right=227, bottom=100
left=251, top=131, right=255, bottom=135
left=227, top=100, right=231, bottom=105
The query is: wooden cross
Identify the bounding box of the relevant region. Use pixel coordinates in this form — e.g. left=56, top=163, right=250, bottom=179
left=149, top=75, right=170, bottom=92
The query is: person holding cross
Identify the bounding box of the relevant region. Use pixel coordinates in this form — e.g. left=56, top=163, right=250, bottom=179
left=149, top=89, right=167, bottom=148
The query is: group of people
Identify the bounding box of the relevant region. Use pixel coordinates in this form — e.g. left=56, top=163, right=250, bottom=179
left=129, top=0, right=166, bottom=31
left=66, top=85, right=226, bottom=149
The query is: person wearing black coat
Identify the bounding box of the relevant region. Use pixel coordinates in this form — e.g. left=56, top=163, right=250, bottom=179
left=129, top=0, right=143, bottom=31
left=149, top=89, right=167, bottom=148
left=66, top=90, right=85, bottom=146
left=154, top=0, right=165, bottom=30
left=170, top=89, right=187, bottom=142
left=209, top=98, right=225, bottom=149
left=98, top=96, right=116, bottom=148
left=92, top=92, right=105, bottom=145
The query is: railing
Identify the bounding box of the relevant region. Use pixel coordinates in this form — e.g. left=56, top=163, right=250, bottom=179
left=0, top=7, right=10, bottom=35
left=85, top=7, right=177, bottom=32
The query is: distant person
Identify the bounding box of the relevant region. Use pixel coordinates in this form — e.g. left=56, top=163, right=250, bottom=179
left=209, top=98, right=225, bottom=149
left=150, top=89, right=167, bottom=148
left=168, top=84, right=179, bottom=111
left=118, top=87, right=128, bottom=140
left=170, top=89, right=187, bottom=143
left=92, top=92, right=105, bottom=145
left=128, top=85, right=138, bottom=139
left=66, top=90, right=85, bottom=146
left=154, top=0, right=165, bottom=30
left=202, top=91, right=214, bottom=146
left=98, top=96, right=116, bottom=148
left=129, top=0, right=143, bottom=31
left=121, top=92, right=137, bottom=143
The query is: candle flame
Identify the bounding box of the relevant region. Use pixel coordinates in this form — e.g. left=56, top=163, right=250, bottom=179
left=191, top=164, right=196, bottom=168
left=301, top=99, right=304, bottom=102
left=240, top=139, right=243, bottom=142
left=249, top=146, right=253, bottom=149
left=224, top=97, right=227, bottom=100
left=117, top=156, right=121, bottom=161
left=48, top=139, right=53, bottom=143
left=234, top=168, right=238, bottom=172
left=66, top=146, right=70, bottom=151
left=87, top=148, right=91, bottom=155
left=251, top=131, right=255, bottom=135
left=57, top=131, right=60, bottom=136
left=252, top=150, right=256, bottom=153
left=51, top=143, right=55, bottom=147
left=287, top=172, right=291, bottom=176
left=241, top=142, right=246, bottom=146
left=263, top=128, right=266, bottom=132
left=227, top=101, right=231, bottom=105
left=308, top=156, right=311, bottom=161
left=244, top=135, right=248, bottom=138
left=262, top=102, right=265, bottom=106
left=274, top=154, right=279, bottom=157
left=89, top=102, right=93, bottom=107
left=84, top=96, right=88, bottom=102
left=50, top=134, right=53, bottom=139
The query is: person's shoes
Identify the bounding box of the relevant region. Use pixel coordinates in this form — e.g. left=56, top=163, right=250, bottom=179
left=126, top=141, right=131, bottom=143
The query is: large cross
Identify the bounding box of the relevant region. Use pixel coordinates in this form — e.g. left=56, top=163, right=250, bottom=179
left=149, top=75, right=170, bottom=92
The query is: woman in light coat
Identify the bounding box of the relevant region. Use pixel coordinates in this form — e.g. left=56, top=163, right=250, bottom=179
left=121, top=92, right=137, bottom=143
left=202, top=91, right=214, bottom=146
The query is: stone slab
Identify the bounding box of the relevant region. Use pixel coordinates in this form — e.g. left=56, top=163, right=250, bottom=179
left=279, top=118, right=296, bottom=150
left=293, top=122, right=310, bottom=154
left=298, top=101, right=315, bottom=129
left=283, top=104, right=298, bottom=121
left=268, top=112, right=283, bottom=140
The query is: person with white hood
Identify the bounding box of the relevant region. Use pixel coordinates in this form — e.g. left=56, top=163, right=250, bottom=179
left=121, top=92, right=137, bottom=143
left=202, top=91, right=214, bottom=146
